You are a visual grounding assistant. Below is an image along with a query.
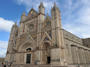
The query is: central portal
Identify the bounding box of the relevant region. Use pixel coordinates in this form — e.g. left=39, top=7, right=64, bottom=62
left=26, top=54, right=31, bottom=64
left=47, top=56, right=51, bottom=64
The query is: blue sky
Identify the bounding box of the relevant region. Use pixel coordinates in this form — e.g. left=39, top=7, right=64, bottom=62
left=0, top=0, right=90, bottom=58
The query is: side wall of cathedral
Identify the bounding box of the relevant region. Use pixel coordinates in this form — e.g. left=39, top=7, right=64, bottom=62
left=63, top=29, right=90, bottom=67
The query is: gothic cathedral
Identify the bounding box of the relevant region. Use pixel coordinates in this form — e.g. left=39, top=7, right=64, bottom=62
left=5, top=2, right=90, bottom=67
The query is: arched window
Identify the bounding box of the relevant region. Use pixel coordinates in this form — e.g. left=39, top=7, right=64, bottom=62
left=26, top=48, right=31, bottom=52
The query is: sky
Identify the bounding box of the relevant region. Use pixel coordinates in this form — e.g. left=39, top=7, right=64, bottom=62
left=0, top=0, right=90, bottom=58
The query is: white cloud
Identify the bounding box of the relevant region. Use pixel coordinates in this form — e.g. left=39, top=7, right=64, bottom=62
left=0, top=17, right=14, bottom=57
left=0, top=41, right=8, bottom=57
left=0, top=41, right=8, bottom=49
left=0, top=17, right=14, bottom=32
left=62, top=0, right=90, bottom=38
left=77, top=7, right=90, bottom=25
left=63, top=24, right=90, bottom=38
left=15, top=0, right=56, bottom=13
left=0, top=48, right=7, bottom=58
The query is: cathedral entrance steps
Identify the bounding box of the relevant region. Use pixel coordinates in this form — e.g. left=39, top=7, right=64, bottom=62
left=11, top=64, right=90, bottom=67
left=11, top=64, right=68, bottom=67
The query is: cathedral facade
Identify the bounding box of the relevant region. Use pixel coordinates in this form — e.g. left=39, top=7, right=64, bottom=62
left=5, top=2, right=90, bottom=67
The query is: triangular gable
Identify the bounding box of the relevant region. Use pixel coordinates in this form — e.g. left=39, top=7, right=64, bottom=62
left=27, top=33, right=35, bottom=42
left=39, top=32, right=52, bottom=45
left=28, top=8, right=38, bottom=17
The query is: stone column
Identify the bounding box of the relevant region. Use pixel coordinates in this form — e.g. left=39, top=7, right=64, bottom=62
left=68, top=45, right=73, bottom=64
left=82, top=49, right=86, bottom=64
left=89, top=51, right=90, bottom=63
left=88, top=50, right=90, bottom=64
left=40, top=50, right=43, bottom=64
left=71, top=46, right=76, bottom=64
left=59, top=30, right=67, bottom=66
left=32, top=52, right=35, bottom=64
left=87, top=50, right=89, bottom=64
left=66, top=44, right=71, bottom=65
left=76, top=47, right=80, bottom=64
left=85, top=50, right=88, bottom=64
left=81, top=49, right=84, bottom=64
left=74, top=46, right=78, bottom=64
left=78, top=48, right=83, bottom=64
left=78, top=48, right=80, bottom=64
left=81, top=48, right=86, bottom=64
left=86, top=50, right=89, bottom=64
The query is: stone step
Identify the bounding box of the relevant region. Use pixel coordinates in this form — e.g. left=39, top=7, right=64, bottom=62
left=11, top=64, right=67, bottom=67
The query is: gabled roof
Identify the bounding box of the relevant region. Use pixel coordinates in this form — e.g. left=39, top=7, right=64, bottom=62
left=28, top=8, right=38, bottom=17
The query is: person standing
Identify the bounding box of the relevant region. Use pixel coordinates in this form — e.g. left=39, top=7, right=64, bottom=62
left=2, top=62, right=4, bottom=67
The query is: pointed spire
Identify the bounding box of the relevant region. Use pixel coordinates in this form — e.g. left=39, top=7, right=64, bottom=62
left=14, top=21, right=18, bottom=27
left=52, top=2, right=59, bottom=11
left=53, top=2, right=58, bottom=9
left=20, top=11, right=26, bottom=23
left=54, top=2, right=56, bottom=7
left=31, top=8, right=34, bottom=11
left=39, top=2, right=45, bottom=14
left=39, top=2, right=44, bottom=8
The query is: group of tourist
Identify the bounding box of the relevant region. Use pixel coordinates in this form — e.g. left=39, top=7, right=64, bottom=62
left=1, top=62, right=12, bottom=67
